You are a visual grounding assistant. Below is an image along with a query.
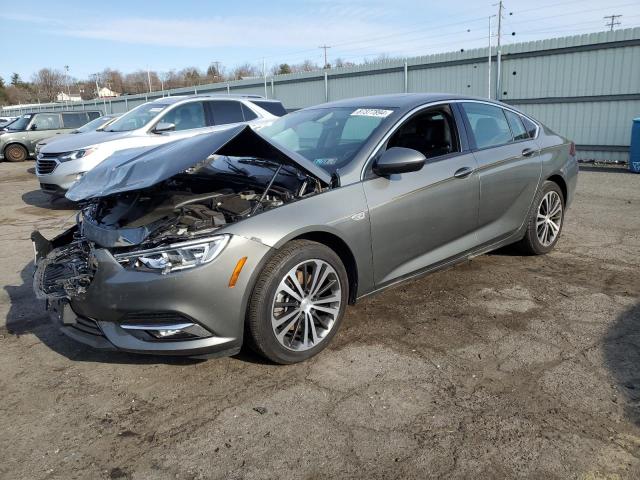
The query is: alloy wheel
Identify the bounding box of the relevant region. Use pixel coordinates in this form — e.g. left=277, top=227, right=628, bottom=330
left=536, top=191, right=563, bottom=247
left=271, top=259, right=342, bottom=351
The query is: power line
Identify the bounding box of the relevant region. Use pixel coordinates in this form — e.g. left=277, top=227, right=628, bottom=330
left=604, top=14, right=623, bottom=30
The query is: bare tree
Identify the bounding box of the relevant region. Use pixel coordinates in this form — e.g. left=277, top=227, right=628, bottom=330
left=31, top=68, right=65, bottom=101
left=180, top=67, right=203, bottom=86
left=232, top=63, right=259, bottom=80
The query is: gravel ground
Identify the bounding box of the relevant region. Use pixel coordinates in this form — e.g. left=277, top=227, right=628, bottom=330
left=1, top=162, right=639, bottom=480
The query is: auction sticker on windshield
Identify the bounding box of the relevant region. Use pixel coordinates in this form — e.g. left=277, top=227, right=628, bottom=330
left=350, top=109, right=393, bottom=118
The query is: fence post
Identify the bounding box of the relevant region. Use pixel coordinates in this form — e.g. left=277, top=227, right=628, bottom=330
left=227, top=84, right=230, bottom=95
left=324, top=72, right=328, bottom=102
left=125, top=97, right=128, bottom=111
left=404, top=61, right=408, bottom=93
left=271, top=78, right=275, bottom=98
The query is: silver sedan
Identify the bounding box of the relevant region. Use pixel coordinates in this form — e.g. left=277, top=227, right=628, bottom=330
left=33, top=94, right=578, bottom=364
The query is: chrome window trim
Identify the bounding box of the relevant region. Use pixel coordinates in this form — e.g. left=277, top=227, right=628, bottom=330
left=360, top=98, right=540, bottom=181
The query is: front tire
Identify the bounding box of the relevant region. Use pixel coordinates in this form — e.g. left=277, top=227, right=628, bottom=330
left=4, top=144, right=28, bottom=162
left=246, top=240, right=348, bottom=364
left=518, top=181, right=565, bottom=255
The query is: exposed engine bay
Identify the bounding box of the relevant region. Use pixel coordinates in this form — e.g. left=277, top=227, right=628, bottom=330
left=82, top=159, right=325, bottom=251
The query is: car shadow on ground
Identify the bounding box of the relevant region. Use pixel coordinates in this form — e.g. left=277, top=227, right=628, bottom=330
left=4, top=261, right=203, bottom=365
left=21, top=189, right=77, bottom=211
left=604, top=301, right=640, bottom=425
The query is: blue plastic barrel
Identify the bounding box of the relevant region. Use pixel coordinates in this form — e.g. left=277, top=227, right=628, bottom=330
left=631, top=117, right=640, bottom=173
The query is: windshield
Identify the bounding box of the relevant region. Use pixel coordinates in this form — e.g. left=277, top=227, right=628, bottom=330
left=74, top=115, right=114, bottom=133
left=260, top=107, right=393, bottom=174
left=7, top=114, right=32, bottom=131
left=103, top=103, right=167, bottom=132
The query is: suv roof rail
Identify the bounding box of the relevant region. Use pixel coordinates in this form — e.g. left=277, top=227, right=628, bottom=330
left=151, top=93, right=267, bottom=103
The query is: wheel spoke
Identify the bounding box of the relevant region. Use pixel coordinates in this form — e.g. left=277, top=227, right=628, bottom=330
left=310, top=267, right=331, bottom=297
left=311, top=304, right=339, bottom=316
left=312, top=294, right=340, bottom=305
left=273, top=308, right=301, bottom=328
left=308, top=312, right=319, bottom=344
left=287, top=271, right=306, bottom=298
left=280, top=282, right=303, bottom=302
left=276, top=313, right=301, bottom=343
left=307, top=261, right=323, bottom=297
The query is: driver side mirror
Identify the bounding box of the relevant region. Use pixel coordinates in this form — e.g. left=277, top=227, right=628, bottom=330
left=30, top=124, right=38, bottom=131
left=153, top=122, right=175, bottom=134
left=373, top=147, right=426, bottom=176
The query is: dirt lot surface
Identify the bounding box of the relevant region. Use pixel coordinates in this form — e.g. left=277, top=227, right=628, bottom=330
left=1, top=162, right=639, bottom=479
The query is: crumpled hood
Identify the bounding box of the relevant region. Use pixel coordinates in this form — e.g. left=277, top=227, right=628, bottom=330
left=66, top=125, right=331, bottom=201
left=39, top=130, right=130, bottom=153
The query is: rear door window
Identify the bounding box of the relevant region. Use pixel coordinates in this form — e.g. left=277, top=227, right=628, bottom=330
left=62, top=113, right=88, bottom=129
left=520, top=116, right=538, bottom=138
left=461, top=102, right=513, bottom=149
left=249, top=100, right=287, bottom=116
left=503, top=109, right=529, bottom=141
left=31, top=113, right=61, bottom=130
left=209, top=100, right=245, bottom=125
left=160, top=102, right=207, bottom=131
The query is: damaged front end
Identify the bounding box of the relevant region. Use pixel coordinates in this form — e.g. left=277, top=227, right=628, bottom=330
left=30, top=125, right=331, bottom=355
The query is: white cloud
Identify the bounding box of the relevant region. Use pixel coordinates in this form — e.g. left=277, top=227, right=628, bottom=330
left=11, top=13, right=405, bottom=51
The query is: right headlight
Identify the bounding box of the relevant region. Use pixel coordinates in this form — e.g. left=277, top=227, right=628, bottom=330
left=58, top=147, right=97, bottom=162
left=114, top=235, right=230, bottom=274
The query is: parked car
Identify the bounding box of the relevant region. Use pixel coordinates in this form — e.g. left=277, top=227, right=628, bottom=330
left=0, top=110, right=101, bottom=162
left=32, top=93, right=577, bottom=363
left=35, top=114, right=120, bottom=155
left=36, top=95, right=285, bottom=195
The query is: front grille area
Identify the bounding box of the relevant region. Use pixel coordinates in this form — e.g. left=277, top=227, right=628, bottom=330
left=36, top=158, right=58, bottom=175
left=33, top=242, right=94, bottom=300
left=71, top=317, right=104, bottom=337
left=122, top=311, right=194, bottom=323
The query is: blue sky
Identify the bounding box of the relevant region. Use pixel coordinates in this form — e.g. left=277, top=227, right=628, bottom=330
left=2, top=0, right=639, bottom=81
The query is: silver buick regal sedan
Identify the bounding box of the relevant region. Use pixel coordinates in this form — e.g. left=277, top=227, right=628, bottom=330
left=32, top=94, right=577, bottom=364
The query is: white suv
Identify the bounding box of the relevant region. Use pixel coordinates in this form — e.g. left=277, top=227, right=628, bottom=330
left=36, top=95, right=286, bottom=195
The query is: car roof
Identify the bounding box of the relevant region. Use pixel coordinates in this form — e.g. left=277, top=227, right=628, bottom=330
left=150, top=94, right=282, bottom=106
left=314, top=93, right=510, bottom=111
left=20, top=110, right=101, bottom=115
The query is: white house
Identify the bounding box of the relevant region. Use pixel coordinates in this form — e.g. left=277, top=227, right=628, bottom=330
left=97, top=87, right=120, bottom=98
left=56, top=92, right=82, bottom=102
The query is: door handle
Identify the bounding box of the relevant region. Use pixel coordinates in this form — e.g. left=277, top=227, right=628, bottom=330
left=453, top=166, right=475, bottom=179
left=521, top=148, right=536, bottom=157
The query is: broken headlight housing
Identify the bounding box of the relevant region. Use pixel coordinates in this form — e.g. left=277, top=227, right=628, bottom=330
left=114, top=235, right=230, bottom=274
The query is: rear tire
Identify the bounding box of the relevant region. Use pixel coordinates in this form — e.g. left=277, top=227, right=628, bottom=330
left=517, top=180, right=565, bottom=255
left=4, top=144, right=28, bottom=162
left=246, top=240, right=348, bottom=364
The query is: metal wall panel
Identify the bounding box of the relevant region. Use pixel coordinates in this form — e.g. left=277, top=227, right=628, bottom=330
left=3, top=27, right=639, bottom=162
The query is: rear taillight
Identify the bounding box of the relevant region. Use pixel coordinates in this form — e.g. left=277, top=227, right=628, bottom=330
left=569, top=141, right=576, bottom=156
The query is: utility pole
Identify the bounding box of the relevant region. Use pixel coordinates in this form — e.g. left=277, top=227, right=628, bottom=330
left=487, top=16, right=493, bottom=99
left=604, top=15, right=622, bottom=31
left=147, top=68, right=153, bottom=93
left=494, top=1, right=504, bottom=100
left=319, top=45, right=331, bottom=69
left=263, top=58, right=268, bottom=99
left=64, top=65, right=71, bottom=103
